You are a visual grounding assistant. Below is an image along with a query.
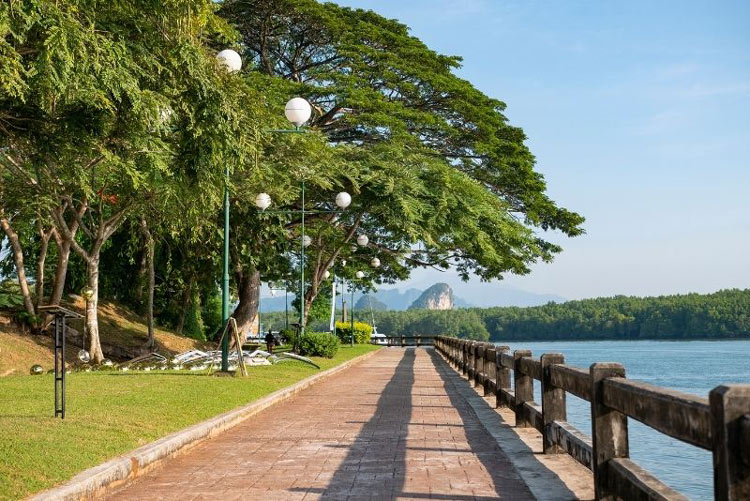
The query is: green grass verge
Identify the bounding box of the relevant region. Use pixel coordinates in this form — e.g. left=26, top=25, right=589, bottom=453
left=0, top=344, right=380, bottom=500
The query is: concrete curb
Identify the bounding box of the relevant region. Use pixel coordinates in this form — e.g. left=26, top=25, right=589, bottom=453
left=29, top=348, right=381, bottom=501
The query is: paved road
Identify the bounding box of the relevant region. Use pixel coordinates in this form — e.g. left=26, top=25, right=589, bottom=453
left=106, top=348, right=535, bottom=500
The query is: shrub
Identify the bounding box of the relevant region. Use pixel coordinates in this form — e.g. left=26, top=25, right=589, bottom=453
left=279, top=328, right=296, bottom=345
left=335, top=321, right=373, bottom=344
left=299, top=332, right=339, bottom=358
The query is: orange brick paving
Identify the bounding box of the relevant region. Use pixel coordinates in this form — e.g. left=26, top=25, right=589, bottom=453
left=105, top=348, right=534, bottom=500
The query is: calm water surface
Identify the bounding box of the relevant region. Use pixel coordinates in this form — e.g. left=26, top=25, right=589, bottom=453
left=497, top=339, right=750, bottom=500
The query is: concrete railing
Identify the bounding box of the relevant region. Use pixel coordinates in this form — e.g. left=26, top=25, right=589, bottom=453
left=433, top=336, right=750, bottom=501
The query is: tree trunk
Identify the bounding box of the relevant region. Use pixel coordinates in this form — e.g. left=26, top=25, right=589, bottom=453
left=0, top=218, right=36, bottom=321
left=175, top=275, right=194, bottom=335
left=35, top=226, right=52, bottom=312
left=135, top=245, right=148, bottom=304
left=147, top=243, right=155, bottom=349
left=232, top=268, right=261, bottom=337
left=85, top=253, right=105, bottom=363
left=140, top=218, right=155, bottom=348
left=48, top=239, right=72, bottom=307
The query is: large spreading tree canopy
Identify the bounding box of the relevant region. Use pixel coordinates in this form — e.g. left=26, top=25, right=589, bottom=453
left=1, top=0, right=584, bottom=355
left=219, top=0, right=584, bottom=325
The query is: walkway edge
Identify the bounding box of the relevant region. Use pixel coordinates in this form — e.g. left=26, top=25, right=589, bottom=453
left=434, top=351, right=592, bottom=501
left=29, top=349, right=381, bottom=501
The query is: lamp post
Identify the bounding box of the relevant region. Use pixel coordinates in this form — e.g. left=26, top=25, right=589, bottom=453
left=215, top=50, right=321, bottom=369
left=215, top=48, right=242, bottom=372
left=351, top=270, right=365, bottom=346
left=79, top=287, right=94, bottom=363
left=255, top=187, right=351, bottom=348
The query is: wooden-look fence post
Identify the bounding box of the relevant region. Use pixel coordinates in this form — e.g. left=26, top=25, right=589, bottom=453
left=710, top=385, right=750, bottom=500
left=495, top=346, right=510, bottom=408
left=484, top=347, right=495, bottom=396
left=590, top=363, right=628, bottom=501
left=513, top=350, right=533, bottom=427
left=475, top=344, right=484, bottom=387
left=468, top=342, right=477, bottom=382
left=541, top=353, right=566, bottom=454
left=461, top=341, right=468, bottom=375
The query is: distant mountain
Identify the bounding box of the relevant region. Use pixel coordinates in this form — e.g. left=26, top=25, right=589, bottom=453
left=259, top=281, right=565, bottom=312
left=355, top=295, right=388, bottom=311
left=408, top=283, right=454, bottom=310
left=372, top=288, right=424, bottom=310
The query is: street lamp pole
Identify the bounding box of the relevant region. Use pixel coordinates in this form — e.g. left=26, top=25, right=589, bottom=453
left=216, top=48, right=243, bottom=373
left=300, top=181, right=305, bottom=336
left=215, top=48, right=312, bottom=370
left=221, top=164, right=231, bottom=371
left=350, top=282, right=355, bottom=346
left=256, top=188, right=352, bottom=351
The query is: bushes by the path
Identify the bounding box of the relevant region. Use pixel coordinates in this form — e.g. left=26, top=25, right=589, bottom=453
left=335, top=321, right=373, bottom=344
left=299, top=332, right=340, bottom=358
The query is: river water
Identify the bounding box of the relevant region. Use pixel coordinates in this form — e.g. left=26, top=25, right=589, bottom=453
left=497, top=339, right=750, bottom=500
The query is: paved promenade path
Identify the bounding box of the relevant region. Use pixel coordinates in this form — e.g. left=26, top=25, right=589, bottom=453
left=106, top=349, right=538, bottom=500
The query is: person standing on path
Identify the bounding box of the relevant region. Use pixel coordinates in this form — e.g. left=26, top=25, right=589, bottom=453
left=265, top=329, right=276, bottom=354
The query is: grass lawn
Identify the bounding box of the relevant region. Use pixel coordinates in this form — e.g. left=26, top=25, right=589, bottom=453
left=0, top=344, right=380, bottom=500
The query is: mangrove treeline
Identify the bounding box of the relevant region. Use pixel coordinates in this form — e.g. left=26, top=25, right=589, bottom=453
left=369, top=289, right=750, bottom=341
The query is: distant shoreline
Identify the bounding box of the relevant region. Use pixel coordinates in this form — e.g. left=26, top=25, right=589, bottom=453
left=492, top=336, right=750, bottom=344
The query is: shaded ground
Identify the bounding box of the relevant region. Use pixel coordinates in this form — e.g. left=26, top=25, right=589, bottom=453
left=0, top=299, right=207, bottom=376
left=106, top=348, right=535, bottom=500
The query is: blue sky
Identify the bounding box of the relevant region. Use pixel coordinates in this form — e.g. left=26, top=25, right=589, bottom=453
left=327, top=0, right=750, bottom=301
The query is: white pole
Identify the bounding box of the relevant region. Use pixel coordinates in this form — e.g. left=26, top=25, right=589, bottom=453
left=329, top=275, right=337, bottom=332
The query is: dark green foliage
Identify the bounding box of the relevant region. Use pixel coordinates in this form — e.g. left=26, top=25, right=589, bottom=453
left=201, top=290, right=222, bottom=340
left=334, top=321, right=373, bottom=344
left=183, top=289, right=206, bottom=342
left=0, top=281, right=24, bottom=310
left=374, top=308, right=489, bottom=340
left=373, top=289, right=750, bottom=341
left=299, top=332, right=340, bottom=358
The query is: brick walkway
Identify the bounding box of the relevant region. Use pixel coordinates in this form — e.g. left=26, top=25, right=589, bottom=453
left=105, top=348, right=534, bottom=500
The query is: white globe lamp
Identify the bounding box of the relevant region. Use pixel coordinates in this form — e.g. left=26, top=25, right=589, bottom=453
left=355, top=271, right=365, bottom=279
left=216, top=49, right=242, bottom=73
left=285, top=97, right=312, bottom=127
left=335, top=192, right=352, bottom=209
left=302, top=235, right=312, bottom=247
left=254, top=193, right=272, bottom=210
left=356, top=234, right=369, bottom=247
left=323, top=270, right=331, bottom=279
left=370, top=257, right=381, bottom=268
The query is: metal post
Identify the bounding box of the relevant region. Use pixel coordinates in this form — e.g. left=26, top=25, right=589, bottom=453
left=285, top=289, right=289, bottom=330
left=332, top=275, right=337, bottom=339
left=53, top=314, right=66, bottom=419
left=221, top=164, right=230, bottom=372
left=300, top=180, right=305, bottom=337
left=350, top=283, right=354, bottom=346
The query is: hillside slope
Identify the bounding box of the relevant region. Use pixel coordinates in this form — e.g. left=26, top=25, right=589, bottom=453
left=0, top=299, right=206, bottom=376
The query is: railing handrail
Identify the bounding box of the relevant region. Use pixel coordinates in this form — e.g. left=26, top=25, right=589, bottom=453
left=432, top=335, right=750, bottom=501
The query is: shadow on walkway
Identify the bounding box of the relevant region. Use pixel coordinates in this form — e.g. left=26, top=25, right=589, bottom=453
left=316, top=348, right=416, bottom=498
left=295, top=348, right=544, bottom=500
left=427, top=349, right=579, bottom=500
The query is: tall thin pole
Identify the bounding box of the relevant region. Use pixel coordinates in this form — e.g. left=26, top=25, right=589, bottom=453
left=285, top=289, right=289, bottom=329
left=221, top=165, right=230, bottom=372
left=350, top=283, right=355, bottom=346
left=300, top=180, right=305, bottom=337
